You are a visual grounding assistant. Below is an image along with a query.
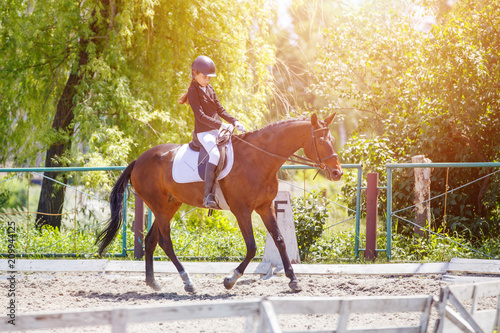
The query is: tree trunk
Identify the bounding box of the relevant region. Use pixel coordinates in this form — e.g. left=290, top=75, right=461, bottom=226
left=36, top=4, right=113, bottom=229
left=36, top=44, right=89, bottom=229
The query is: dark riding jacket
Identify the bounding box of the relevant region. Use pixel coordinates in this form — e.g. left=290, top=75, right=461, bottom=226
left=188, top=81, right=237, bottom=133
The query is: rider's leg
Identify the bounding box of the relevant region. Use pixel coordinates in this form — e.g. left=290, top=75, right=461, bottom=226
left=203, top=163, right=218, bottom=208
left=196, top=130, right=220, bottom=208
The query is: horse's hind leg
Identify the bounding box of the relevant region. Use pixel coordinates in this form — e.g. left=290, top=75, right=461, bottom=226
left=256, top=203, right=302, bottom=292
left=144, top=222, right=162, bottom=290
left=154, top=200, right=195, bottom=293
left=158, top=226, right=195, bottom=293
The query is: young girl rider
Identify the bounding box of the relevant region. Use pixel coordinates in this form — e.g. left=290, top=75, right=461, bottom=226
left=178, top=55, right=246, bottom=209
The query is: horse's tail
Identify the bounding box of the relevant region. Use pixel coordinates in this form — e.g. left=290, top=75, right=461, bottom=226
left=96, top=160, right=136, bottom=256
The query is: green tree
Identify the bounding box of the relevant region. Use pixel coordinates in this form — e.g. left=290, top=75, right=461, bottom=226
left=0, top=0, right=276, bottom=228
left=313, top=0, right=500, bottom=238
left=269, top=0, right=358, bottom=147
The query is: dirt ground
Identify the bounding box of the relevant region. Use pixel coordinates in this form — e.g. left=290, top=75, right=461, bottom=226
left=2, top=269, right=479, bottom=333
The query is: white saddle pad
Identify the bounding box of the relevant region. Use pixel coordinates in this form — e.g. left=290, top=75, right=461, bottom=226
left=172, top=140, right=234, bottom=184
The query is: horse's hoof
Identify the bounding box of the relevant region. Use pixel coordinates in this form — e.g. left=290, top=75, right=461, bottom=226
left=289, top=280, right=302, bottom=292
left=223, top=277, right=235, bottom=290
left=184, top=284, right=196, bottom=293
left=146, top=280, right=162, bottom=291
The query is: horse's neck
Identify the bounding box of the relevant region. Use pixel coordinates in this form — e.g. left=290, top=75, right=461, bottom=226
left=270, top=121, right=310, bottom=157
left=242, top=120, right=311, bottom=169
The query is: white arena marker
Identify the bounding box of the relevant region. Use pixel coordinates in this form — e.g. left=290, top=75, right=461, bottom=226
left=260, top=191, right=300, bottom=277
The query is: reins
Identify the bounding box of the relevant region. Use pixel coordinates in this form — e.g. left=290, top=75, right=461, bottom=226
left=231, top=125, right=338, bottom=179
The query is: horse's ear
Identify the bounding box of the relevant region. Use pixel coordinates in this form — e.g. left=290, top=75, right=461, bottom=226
left=325, top=113, right=336, bottom=125
left=311, top=113, right=319, bottom=127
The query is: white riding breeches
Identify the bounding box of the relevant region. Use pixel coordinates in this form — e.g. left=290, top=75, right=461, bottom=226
left=196, top=129, right=220, bottom=165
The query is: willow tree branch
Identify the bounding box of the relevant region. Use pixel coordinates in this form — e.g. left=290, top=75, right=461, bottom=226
left=189, top=22, right=221, bottom=43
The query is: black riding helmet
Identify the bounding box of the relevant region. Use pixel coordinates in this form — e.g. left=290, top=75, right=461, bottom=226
left=192, top=55, right=216, bottom=77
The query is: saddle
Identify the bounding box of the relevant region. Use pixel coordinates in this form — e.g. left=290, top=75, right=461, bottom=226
left=188, top=129, right=231, bottom=180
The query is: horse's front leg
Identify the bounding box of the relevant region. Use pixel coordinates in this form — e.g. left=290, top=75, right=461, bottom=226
left=256, top=203, right=302, bottom=292
left=224, top=208, right=256, bottom=289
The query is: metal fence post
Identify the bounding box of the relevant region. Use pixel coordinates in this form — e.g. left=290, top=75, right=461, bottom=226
left=365, top=173, right=378, bottom=260
left=134, top=196, right=145, bottom=259
left=354, top=166, right=363, bottom=259
left=122, top=189, right=128, bottom=257
left=147, top=208, right=153, bottom=231
left=386, top=167, right=393, bottom=260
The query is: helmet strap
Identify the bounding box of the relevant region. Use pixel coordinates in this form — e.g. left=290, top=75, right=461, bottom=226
left=191, top=69, right=198, bottom=79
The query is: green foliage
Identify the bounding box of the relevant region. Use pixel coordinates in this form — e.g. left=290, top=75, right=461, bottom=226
left=179, top=209, right=238, bottom=234
left=2, top=205, right=499, bottom=262
left=280, top=226, right=500, bottom=263
left=292, top=190, right=330, bottom=260
left=0, top=0, right=277, bottom=172
left=1, top=0, right=279, bottom=226
left=307, top=230, right=357, bottom=262
left=0, top=208, right=267, bottom=259
left=0, top=175, right=43, bottom=220
left=169, top=209, right=266, bottom=259
left=390, top=230, right=475, bottom=262
left=0, top=176, right=27, bottom=210
left=342, top=135, right=398, bottom=175
left=0, top=221, right=105, bottom=256
left=314, top=0, right=500, bottom=240
left=340, top=135, right=398, bottom=219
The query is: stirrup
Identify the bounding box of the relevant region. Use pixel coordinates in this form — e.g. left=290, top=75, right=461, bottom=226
left=203, top=193, right=219, bottom=209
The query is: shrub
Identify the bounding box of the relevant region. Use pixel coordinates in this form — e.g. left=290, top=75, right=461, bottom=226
left=292, top=190, right=330, bottom=261
left=0, top=176, right=28, bottom=211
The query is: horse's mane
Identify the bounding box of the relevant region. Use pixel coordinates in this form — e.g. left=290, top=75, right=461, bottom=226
left=236, top=116, right=309, bottom=140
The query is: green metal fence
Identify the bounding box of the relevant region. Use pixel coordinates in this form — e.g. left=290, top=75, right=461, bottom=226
left=0, top=164, right=363, bottom=258
left=8, top=162, right=497, bottom=261
left=385, top=162, right=500, bottom=260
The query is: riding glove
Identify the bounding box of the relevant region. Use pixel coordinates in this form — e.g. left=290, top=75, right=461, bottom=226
left=220, top=122, right=234, bottom=132
left=234, top=121, right=246, bottom=132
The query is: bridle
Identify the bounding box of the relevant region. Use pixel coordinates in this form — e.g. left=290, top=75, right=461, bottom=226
left=231, top=125, right=339, bottom=177
left=299, top=126, right=338, bottom=168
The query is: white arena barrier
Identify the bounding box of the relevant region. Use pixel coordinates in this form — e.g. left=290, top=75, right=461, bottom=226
left=2, top=281, right=499, bottom=332
left=433, top=280, right=500, bottom=333
left=1, top=295, right=433, bottom=333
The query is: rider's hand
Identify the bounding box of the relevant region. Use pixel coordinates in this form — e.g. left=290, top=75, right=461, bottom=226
left=221, top=123, right=234, bottom=132
left=234, top=121, right=246, bottom=132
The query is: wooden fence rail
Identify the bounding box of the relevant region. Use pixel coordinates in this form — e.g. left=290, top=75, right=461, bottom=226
left=1, top=281, right=499, bottom=333
left=433, top=280, right=500, bottom=333
left=1, top=299, right=261, bottom=333
left=1, top=295, right=433, bottom=333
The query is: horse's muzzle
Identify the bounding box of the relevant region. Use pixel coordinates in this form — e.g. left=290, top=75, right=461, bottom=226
left=329, top=167, right=343, bottom=181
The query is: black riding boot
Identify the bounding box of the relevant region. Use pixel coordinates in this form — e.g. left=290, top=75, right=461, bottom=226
left=203, top=163, right=218, bottom=209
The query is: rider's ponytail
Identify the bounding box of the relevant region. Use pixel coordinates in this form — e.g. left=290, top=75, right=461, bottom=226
left=177, top=86, right=191, bottom=105
left=178, top=70, right=198, bottom=105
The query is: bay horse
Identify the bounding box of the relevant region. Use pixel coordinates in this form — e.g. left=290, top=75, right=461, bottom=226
left=96, top=113, right=343, bottom=292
